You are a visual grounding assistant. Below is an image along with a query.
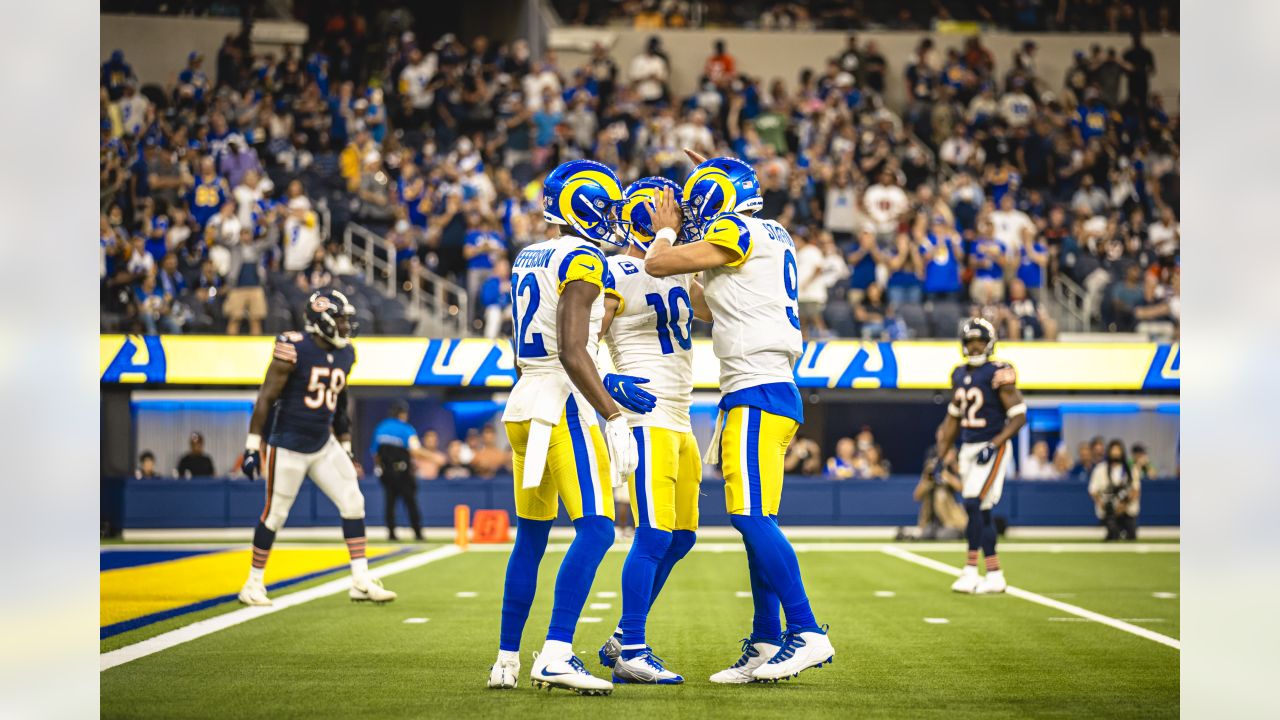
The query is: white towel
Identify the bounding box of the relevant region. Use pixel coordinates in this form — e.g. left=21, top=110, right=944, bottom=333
left=703, top=409, right=726, bottom=466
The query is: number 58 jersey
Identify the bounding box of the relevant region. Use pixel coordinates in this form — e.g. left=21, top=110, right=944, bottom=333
left=267, top=331, right=355, bottom=454
left=502, top=236, right=608, bottom=425
left=604, top=255, right=695, bottom=432
left=700, top=213, right=803, bottom=394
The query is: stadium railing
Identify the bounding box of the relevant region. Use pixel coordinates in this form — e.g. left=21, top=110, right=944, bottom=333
left=342, top=222, right=469, bottom=336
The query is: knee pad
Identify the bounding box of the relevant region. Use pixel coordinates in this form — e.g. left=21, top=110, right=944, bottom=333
left=572, top=515, right=616, bottom=550
left=633, top=527, right=673, bottom=561
left=337, top=485, right=366, bottom=519
left=668, top=529, right=696, bottom=559
left=263, top=494, right=296, bottom=532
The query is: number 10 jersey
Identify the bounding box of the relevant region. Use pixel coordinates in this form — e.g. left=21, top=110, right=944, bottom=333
left=604, top=254, right=695, bottom=432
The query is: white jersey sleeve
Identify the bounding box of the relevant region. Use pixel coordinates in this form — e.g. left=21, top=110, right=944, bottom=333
left=502, top=236, right=608, bottom=426
left=700, top=213, right=803, bottom=394
left=604, top=254, right=695, bottom=432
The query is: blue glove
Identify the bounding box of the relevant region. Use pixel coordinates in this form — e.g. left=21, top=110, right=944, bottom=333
left=242, top=449, right=262, bottom=480
left=603, top=373, right=657, bottom=414
left=976, top=443, right=997, bottom=465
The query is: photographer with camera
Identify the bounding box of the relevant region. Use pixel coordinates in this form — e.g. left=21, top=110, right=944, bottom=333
left=903, top=447, right=968, bottom=540
left=1088, top=439, right=1142, bottom=541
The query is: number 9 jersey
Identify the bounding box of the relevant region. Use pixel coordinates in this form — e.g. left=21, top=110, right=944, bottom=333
left=267, top=331, right=355, bottom=453
left=604, top=254, right=695, bottom=432
left=699, top=212, right=803, bottom=394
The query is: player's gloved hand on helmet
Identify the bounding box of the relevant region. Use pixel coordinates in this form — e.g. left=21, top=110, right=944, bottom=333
left=976, top=443, right=997, bottom=465
left=604, top=414, right=638, bottom=488
left=603, top=373, right=657, bottom=414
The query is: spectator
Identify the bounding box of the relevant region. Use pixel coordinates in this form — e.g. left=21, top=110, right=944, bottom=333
left=1089, top=439, right=1141, bottom=540
left=223, top=227, right=269, bottom=335
left=844, top=227, right=883, bottom=306
left=825, top=437, right=857, bottom=480
left=989, top=192, right=1035, bottom=257
left=629, top=36, right=669, bottom=105
left=704, top=39, right=736, bottom=87
left=1131, top=444, right=1157, bottom=482
left=414, top=430, right=448, bottom=481
left=283, top=197, right=323, bottom=273
left=1005, top=278, right=1058, bottom=340
left=856, top=445, right=890, bottom=479
left=441, top=440, right=472, bottom=479
left=480, top=259, right=513, bottom=339
left=856, top=282, right=893, bottom=339
left=1103, top=263, right=1146, bottom=331
left=1020, top=440, right=1061, bottom=480
left=219, top=136, right=262, bottom=190
left=469, top=424, right=512, bottom=479
left=1068, top=442, right=1095, bottom=481
left=863, top=170, right=909, bottom=243
left=785, top=435, right=823, bottom=476
left=884, top=231, right=925, bottom=307
left=135, top=273, right=181, bottom=335
left=177, top=432, right=215, bottom=478
left=920, top=213, right=963, bottom=300
left=1052, top=444, right=1073, bottom=477
left=970, top=225, right=1007, bottom=304
left=464, top=215, right=504, bottom=318
left=136, top=451, right=158, bottom=479
left=101, top=50, right=135, bottom=101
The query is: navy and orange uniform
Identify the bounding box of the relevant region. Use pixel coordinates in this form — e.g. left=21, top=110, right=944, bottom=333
left=267, top=331, right=355, bottom=454
left=948, top=360, right=1018, bottom=509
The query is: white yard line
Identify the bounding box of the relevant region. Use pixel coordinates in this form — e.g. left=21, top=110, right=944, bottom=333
left=880, top=546, right=1180, bottom=651
left=100, top=545, right=462, bottom=672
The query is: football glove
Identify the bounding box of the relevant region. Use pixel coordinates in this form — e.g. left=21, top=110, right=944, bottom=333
left=602, top=373, right=657, bottom=414
left=242, top=449, right=262, bottom=480
left=603, top=414, right=638, bottom=488
left=976, top=443, right=997, bottom=465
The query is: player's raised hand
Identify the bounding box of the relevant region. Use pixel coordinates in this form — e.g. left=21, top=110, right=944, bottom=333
left=645, top=187, right=683, bottom=239
left=683, top=148, right=708, bottom=165
left=603, top=373, right=657, bottom=414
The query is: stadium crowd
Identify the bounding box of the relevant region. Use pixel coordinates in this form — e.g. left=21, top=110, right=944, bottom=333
left=100, top=7, right=1178, bottom=341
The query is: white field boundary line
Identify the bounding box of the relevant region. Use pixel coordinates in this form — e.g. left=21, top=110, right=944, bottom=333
left=100, top=545, right=462, bottom=672
left=880, top=546, right=1180, bottom=651
left=464, top=542, right=1179, bottom=554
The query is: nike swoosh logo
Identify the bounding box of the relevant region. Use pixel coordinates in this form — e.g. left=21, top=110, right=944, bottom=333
left=580, top=262, right=597, bottom=272
left=539, top=671, right=574, bottom=677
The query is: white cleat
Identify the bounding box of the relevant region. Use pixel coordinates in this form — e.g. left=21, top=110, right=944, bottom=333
left=976, top=570, right=1008, bottom=594
left=488, top=652, right=520, bottom=689
left=350, top=576, right=397, bottom=603
left=238, top=579, right=272, bottom=607
left=709, top=638, right=779, bottom=684
left=951, top=566, right=981, bottom=594
left=612, top=648, right=684, bottom=685
left=530, top=651, right=613, bottom=695
left=751, top=628, right=835, bottom=682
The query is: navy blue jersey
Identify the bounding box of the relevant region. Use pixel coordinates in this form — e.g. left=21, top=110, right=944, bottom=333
left=266, top=332, right=355, bottom=453
left=372, top=418, right=418, bottom=476
left=949, top=360, right=1017, bottom=444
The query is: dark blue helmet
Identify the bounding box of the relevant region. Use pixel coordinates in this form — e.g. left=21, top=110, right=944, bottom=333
left=305, top=289, right=357, bottom=348
left=961, top=317, right=996, bottom=365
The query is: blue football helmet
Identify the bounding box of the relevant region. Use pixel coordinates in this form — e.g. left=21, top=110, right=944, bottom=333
left=305, top=288, right=358, bottom=348
left=681, top=157, right=763, bottom=240
left=620, top=176, right=698, bottom=250
left=542, top=159, right=630, bottom=247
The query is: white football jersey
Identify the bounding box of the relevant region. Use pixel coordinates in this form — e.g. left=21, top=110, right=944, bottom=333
left=502, top=235, right=608, bottom=425
left=700, top=213, right=803, bottom=394
left=604, top=253, right=695, bottom=432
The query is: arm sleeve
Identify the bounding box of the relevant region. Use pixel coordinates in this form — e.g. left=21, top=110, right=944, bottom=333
left=557, top=246, right=607, bottom=293
left=332, top=387, right=351, bottom=437
left=702, top=213, right=753, bottom=268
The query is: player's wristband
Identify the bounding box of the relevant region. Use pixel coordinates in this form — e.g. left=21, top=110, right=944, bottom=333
left=245, top=433, right=262, bottom=452
left=654, top=227, right=677, bottom=245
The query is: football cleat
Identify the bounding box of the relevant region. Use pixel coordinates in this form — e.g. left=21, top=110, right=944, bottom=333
left=350, top=576, right=397, bottom=603
left=751, top=627, right=835, bottom=682
left=951, top=565, right=981, bottom=594
left=530, top=651, right=613, bottom=695
left=976, top=570, right=1008, bottom=594
left=238, top=579, right=272, bottom=607
left=612, top=648, right=684, bottom=685
left=488, top=654, right=520, bottom=689
left=598, top=634, right=622, bottom=668
left=709, top=638, right=779, bottom=684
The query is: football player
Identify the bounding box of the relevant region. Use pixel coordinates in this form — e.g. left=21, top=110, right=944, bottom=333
left=934, top=318, right=1027, bottom=594
left=644, top=155, right=834, bottom=683
left=487, top=160, right=640, bottom=696
left=595, top=176, right=712, bottom=685
left=238, top=289, right=396, bottom=606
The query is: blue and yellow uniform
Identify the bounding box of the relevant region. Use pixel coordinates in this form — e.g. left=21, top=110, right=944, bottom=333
left=501, top=236, right=614, bottom=521
left=187, top=175, right=228, bottom=229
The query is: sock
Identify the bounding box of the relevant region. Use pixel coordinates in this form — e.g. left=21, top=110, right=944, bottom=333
left=982, top=509, right=999, bottom=569
left=732, top=515, right=817, bottom=633
left=540, top=639, right=573, bottom=661
left=342, top=518, right=367, bottom=576
left=497, top=649, right=519, bottom=664
left=499, top=518, right=553, bottom=652
left=745, top=542, right=783, bottom=643
left=964, top=498, right=983, bottom=560
left=649, top=529, right=696, bottom=608
left=613, top=626, right=623, bottom=638
left=251, top=522, right=275, bottom=577
left=546, top=516, right=614, bottom=643
left=619, top=527, right=672, bottom=656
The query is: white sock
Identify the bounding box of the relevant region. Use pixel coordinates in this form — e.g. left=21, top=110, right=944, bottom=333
left=961, top=564, right=979, bottom=576
left=497, top=649, right=519, bottom=664
left=540, top=639, right=573, bottom=660
left=350, top=558, right=369, bottom=577
left=248, top=566, right=265, bottom=584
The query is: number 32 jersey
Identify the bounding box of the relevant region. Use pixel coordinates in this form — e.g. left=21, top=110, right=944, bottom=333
left=267, top=331, right=355, bottom=453
left=700, top=213, right=803, bottom=394
left=502, top=235, right=608, bottom=425
left=605, top=255, right=695, bottom=432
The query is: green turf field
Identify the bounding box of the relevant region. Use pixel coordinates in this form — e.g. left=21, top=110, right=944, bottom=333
left=101, top=542, right=1179, bottom=719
